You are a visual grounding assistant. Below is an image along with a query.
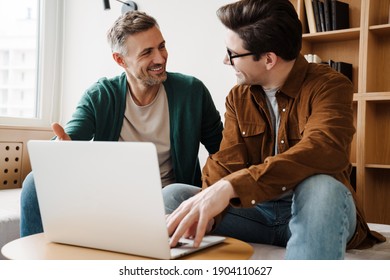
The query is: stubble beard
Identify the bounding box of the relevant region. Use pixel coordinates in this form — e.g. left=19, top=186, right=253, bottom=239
left=236, top=74, right=246, bottom=85
left=142, top=72, right=167, bottom=86
left=139, top=65, right=167, bottom=87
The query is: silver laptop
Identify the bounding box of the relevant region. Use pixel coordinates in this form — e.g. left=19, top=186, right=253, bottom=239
left=27, top=140, right=225, bottom=259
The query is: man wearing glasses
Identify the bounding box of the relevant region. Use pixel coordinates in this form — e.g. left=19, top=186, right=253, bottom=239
left=164, top=0, right=384, bottom=259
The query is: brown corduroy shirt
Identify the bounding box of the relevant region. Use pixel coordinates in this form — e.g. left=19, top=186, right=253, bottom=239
left=202, top=54, right=385, bottom=249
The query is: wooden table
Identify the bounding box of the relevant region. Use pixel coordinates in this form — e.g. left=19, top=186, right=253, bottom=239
left=2, top=233, right=253, bottom=260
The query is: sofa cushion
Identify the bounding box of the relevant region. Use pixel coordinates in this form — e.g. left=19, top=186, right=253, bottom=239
left=0, top=188, right=21, bottom=260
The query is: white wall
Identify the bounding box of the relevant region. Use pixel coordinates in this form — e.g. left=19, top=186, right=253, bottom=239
left=60, top=0, right=237, bottom=164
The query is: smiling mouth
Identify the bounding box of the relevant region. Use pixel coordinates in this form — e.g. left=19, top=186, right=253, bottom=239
left=148, top=65, right=164, bottom=72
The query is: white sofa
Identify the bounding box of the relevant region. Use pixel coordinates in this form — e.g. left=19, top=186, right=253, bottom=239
left=0, top=188, right=21, bottom=260
left=1, top=187, right=389, bottom=260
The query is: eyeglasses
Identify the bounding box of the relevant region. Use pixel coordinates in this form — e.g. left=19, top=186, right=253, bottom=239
left=226, top=48, right=255, bottom=65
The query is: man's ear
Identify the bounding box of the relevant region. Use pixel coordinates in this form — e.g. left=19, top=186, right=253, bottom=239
left=112, top=53, right=127, bottom=68
left=264, top=52, right=277, bottom=70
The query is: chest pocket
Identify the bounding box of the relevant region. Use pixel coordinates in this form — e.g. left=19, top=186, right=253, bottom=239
left=239, top=121, right=266, bottom=138
left=238, top=121, right=267, bottom=165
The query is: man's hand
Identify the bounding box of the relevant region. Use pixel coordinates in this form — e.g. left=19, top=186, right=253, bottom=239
left=51, top=122, right=71, bottom=140
left=166, top=179, right=236, bottom=248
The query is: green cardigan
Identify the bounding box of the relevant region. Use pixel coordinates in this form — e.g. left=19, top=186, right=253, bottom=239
left=65, top=72, right=223, bottom=187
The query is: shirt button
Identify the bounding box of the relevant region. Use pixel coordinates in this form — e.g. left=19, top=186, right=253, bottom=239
left=280, top=140, right=285, bottom=144
left=251, top=200, right=256, bottom=205
left=242, top=131, right=246, bottom=135
left=282, top=108, right=286, bottom=112
left=282, top=187, right=287, bottom=191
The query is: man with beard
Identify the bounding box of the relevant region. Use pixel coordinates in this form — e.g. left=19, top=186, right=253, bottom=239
left=20, top=11, right=223, bottom=237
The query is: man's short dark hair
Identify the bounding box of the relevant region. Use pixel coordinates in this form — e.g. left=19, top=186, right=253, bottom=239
left=217, top=0, right=302, bottom=61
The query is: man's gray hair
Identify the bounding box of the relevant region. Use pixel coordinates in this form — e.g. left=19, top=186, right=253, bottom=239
left=107, top=11, right=158, bottom=55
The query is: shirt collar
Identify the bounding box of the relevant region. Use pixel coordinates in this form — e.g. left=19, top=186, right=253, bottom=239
left=250, top=54, right=309, bottom=99
left=280, top=54, right=308, bottom=98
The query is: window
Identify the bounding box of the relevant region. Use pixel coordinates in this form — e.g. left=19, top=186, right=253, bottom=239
left=0, top=0, right=63, bottom=127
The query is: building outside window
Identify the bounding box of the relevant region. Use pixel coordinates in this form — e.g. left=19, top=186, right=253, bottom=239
left=0, top=0, right=62, bottom=127
left=0, top=0, right=39, bottom=118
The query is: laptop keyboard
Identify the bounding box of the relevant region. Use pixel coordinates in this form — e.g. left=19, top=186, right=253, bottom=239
left=171, top=241, right=189, bottom=248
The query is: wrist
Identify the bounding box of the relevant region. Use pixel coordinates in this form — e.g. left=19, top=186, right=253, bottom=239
left=220, top=179, right=238, bottom=199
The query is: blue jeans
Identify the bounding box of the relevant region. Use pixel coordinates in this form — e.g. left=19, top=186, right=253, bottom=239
left=163, top=174, right=357, bottom=260
left=20, top=172, right=43, bottom=237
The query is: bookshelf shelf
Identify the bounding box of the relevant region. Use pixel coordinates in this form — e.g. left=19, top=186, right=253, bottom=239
left=365, top=164, right=390, bottom=169
left=293, top=0, right=390, bottom=224
left=363, top=93, right=390, bottom=101
left=369, top=24, right=390, bottom=36
left=302, top=27, right=360, bottom=42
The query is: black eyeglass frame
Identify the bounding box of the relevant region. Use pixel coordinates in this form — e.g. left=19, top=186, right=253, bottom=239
left=226, top=48, right=255, bottom=65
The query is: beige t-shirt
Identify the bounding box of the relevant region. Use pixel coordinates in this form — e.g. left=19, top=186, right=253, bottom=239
left=119, top=85, right=175, bottom=187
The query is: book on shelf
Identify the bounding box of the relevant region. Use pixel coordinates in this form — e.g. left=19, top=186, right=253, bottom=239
left=304, top=54, right=322, bottom=63
left=327, top=59, right=335, bottom=69
left=323, top=0, right=332, bottom=31
left=327, top=60, right=352, bottom=81
left=312, top=0, right=322, bottom=32
left=304, top=0, right=317, bottom=33
left=305, top=56, right=352, bottom=82
left=318, top=0, right=326, bottom=32
left=331, top=0, right=349, bottom=30
left=336, top=61, right=352, bottom=82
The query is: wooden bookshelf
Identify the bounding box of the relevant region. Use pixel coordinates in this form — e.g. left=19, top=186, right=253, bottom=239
left=292, top=0, right=390, bottom=224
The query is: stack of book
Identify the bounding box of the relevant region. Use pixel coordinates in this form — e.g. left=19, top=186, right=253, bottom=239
left=304, top=54, right=353, bottom=82
left=304, top=0, right=350, bottom=33
left=304, top=54, right=322, bottom=63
